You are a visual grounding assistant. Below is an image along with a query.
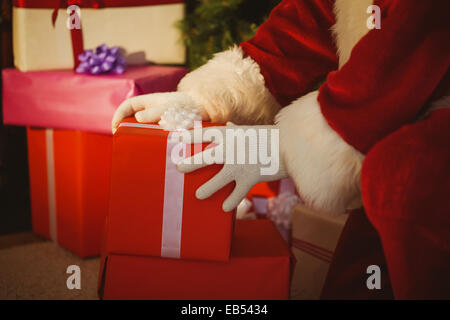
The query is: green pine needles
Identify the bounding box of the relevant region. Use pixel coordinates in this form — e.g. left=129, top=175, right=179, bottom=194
left=177, top=0, right=280, bottom=69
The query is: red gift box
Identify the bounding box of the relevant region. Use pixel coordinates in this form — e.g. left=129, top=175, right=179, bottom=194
left=105, top=118, right=235, bottom=262
left=27, top=127, right=111, bottom=257
left=99, top=219, right=294, bottom=300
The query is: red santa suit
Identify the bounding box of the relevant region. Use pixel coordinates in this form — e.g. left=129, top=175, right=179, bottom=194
left=177, top=0, right=450, bottom=298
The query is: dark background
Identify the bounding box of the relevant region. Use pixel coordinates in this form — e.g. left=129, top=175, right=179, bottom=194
left=0, top=0, right=31, bottom=235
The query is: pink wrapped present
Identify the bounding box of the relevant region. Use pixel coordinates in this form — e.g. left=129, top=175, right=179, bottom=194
left=2, top=65, right=188, bottom=135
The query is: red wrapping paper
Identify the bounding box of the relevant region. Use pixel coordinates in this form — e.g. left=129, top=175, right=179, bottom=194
left=99, top=219, right=294, bottom=300
left=27, top=127, right=112, bottom=257
left=106, top=118, right=235, bottom=262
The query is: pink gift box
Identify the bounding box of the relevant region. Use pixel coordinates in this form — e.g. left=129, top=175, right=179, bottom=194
left=2, top=65, right=188, bottom=135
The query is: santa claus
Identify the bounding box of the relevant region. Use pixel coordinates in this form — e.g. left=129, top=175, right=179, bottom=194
left=112, top=0, right=450, bottom=299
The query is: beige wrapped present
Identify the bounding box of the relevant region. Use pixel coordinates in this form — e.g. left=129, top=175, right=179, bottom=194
left=290, top=204, right=348, bottom=299
left=13, top=2, right=185, bottom=71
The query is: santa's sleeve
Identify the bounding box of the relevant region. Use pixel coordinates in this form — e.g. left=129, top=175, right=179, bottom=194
left=276, top=0, right=450, bottom=213
left=320, top=0, right=450, bottom=153
left=178, top=0, right=338, bottom=124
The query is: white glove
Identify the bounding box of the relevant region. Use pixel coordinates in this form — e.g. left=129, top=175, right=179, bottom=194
left=111, top=92, right=209, bottom=134
left=177, top=123, right=288, bottom=212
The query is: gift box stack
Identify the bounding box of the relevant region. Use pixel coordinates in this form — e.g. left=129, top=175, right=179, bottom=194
left=2, top=0, right=188, bottom=257
left=98, top=118, right=294, bottom=299
left=2, top=0, right=308, bottom=300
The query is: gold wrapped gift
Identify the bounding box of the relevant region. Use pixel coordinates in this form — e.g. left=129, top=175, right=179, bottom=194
left=290, top=204, right=348, bottom=299
left=13, top=4, right=185, bottom=71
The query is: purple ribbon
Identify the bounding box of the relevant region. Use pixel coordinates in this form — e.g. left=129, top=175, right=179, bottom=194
left=76, top=44, right=126, bottom=75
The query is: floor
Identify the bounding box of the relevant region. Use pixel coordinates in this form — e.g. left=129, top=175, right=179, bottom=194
left=0, top=232, right=100, bottom=300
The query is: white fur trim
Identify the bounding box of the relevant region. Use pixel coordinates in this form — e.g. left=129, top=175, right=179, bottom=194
left=417, top=95, right=450, bottom=121
left=429, top=95, right=450, bottom=112
left=177, top=46, right=281, bottom=124
left=332, top=0, right=373, bottom=68
left=276, top=91, right=365, bottom=213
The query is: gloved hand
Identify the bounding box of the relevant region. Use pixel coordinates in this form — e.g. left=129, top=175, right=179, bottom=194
left=111, top=92, right=209, bottom=134
left=177, top=123, right=288, bottom=212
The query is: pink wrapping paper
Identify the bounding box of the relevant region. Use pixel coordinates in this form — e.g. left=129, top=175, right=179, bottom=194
left=2, top=66, right=188, bottom=135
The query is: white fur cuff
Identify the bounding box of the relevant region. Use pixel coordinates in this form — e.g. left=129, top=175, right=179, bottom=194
left=177, top=46, right=281, bottom=125
left=275, top=91, right=365, bottom=213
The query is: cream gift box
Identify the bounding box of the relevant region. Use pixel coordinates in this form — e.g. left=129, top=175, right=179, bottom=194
left=12, top=0, right=186, bottom=71
left=290, top=204, right=349, bottom=299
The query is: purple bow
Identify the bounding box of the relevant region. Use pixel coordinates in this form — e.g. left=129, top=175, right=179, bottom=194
left=76, top=44, right=126, bottom=75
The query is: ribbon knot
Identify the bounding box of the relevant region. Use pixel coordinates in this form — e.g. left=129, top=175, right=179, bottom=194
left=52, top=0, right=105, bottom=26
left=48, top=0, right=105, bottom=69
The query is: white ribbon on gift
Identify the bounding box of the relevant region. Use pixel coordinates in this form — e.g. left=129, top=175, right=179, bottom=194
left=119, top=122, right=187, bottom=258
left=46, top=129, right=58, bottom=242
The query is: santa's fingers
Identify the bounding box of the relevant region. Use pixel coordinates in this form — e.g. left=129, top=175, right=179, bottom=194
left=135, top=105, right=171, bottom=123
left=112, top=95, right=153, bottom=133
left=178, top=126, right=226, bottom=144
left=195, top=169, right=234, bottom=200
left=176, top=146, right=219, bottom=173
left=222, top=181, right=253, bottom=212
